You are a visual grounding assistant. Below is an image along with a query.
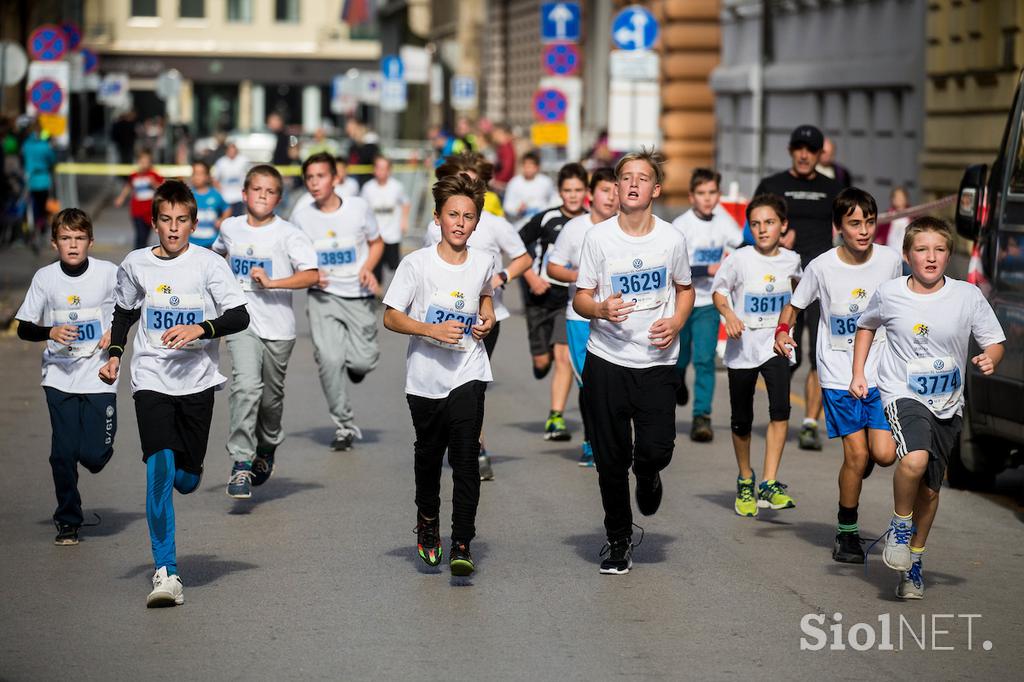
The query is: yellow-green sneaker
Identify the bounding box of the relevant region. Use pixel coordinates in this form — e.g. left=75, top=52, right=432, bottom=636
left=734, top=476, right=758, bottom=517
left=757, top=480, right=796, bottom=510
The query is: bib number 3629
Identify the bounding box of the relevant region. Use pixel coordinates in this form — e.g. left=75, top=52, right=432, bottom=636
left=608, top=254, right=669, bottom=311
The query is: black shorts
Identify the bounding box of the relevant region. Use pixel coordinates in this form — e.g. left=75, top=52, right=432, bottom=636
left=727, top=355, right=792, bottom=436
left=134, top=388, right=216, bottom=475
left=374, top=242, right=402, bottom=280
left=884, top=398, right=962, bottom=492
left=525, top=302, right=568, bottom=356
left=792, top=301, right=820, bottom=372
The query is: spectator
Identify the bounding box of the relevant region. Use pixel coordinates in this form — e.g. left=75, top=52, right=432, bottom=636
left=21, top=121, right=56, bottom=249
left=884, top=186, right=911, bottom=250
left=110, top=111, right=138, bottom=164
left=345, top=118, right=379, bottom=186
left=268, top=112, right=291, bottom=166
left=816, top=137, right=852, bottom=189
left=491, top=123, right=516, bottom=194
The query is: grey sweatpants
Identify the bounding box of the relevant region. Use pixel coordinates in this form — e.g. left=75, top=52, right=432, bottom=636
left=307, top=291, right=380, bottom=436
left=225, top=328, right=296, bottom=463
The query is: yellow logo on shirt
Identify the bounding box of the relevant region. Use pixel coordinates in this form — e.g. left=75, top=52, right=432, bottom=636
left=450, top=290, right=465, bottom=300
left=913, top=323, right=929, bottom=337
left=327, top=230, right=336, bottom=238
left=156, top=284, right=172, bottom=294
left=851, top=288, right=867, bottom=299
left=763, top=274, right=776, bottom=283
left=66, top=295, right=81, bottom=306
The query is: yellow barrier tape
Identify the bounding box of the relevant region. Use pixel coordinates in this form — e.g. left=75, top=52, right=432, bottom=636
left=55, top=162, right=422, bottom=176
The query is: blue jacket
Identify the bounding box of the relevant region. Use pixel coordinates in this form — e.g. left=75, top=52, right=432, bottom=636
left=22, top=135, right=56, bottom=192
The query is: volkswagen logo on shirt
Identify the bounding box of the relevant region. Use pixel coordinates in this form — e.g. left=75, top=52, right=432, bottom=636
left=246, top=247, right=254, bottom=256
left=933, top=359, right=944, bottom=370
left=766, top=284, right=775, bottom=293
left=169, top=296, right=180, bottom=307
left=849, top=304, right=859, bottom=313
left=69, top=311, right=79, bottom=320
left=633, top=258, right=643, bottom=269
left=455, top=299, right=465, bottom=310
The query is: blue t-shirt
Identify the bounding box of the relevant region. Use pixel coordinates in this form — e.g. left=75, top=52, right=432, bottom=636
left=190, top=187, right=228, bottom=248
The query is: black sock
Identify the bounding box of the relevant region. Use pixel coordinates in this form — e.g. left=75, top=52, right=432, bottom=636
left=837, top=504, right=858, bottom=534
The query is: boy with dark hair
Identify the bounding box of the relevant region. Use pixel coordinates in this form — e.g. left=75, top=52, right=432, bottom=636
left=99, top=179, right=250, bottom=606
left=213, top=164, right=319, bottom=498
left=671, top=168, right=744, bottom=442
left=574, top=149, right=694, bottom=574
left=292, top=152, right=382, bottom=453
left=547, top=167, right=620, bottom=466
left=189, top=160, right=231, bottom=248
left=16, top=208, right=119, bottom=545
left=853, top=217, right=1004, bottom=599
left=383, top=172, right=496, bottom=576
left=114, top=149, right=164, bottom=250
left=774, top=187, right=901, bottom=563
left=519, top=162, right=589, bottom=440
left=712, top=194, right=802, bottom=517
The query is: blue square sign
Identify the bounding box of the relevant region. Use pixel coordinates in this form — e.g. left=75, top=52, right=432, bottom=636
left=541, top=2, right=581, bottom=43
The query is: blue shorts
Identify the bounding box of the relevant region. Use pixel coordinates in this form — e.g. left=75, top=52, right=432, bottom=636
left=566, top=319, right=590, bottom=386
left=821, top=387, right=890, bottom=439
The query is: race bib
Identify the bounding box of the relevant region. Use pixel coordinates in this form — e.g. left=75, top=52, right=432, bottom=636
left=423, top=290, right=478, bottom=352
left=742, top=275, right=791, bottom=329
left=229, top=245, right=274, bottom=292
left=144, top=292, right=206, bottom=350
left=608, top=253, right=669, bottom=311
left=314, top=237, right=359, bottom=276
left=828, top=298, right=885, bottom=352
left=906, top=356, right=962, bottom=412
left=52, top=306, right=103, bottom=358
left=690, top=247, right=723, bottom=279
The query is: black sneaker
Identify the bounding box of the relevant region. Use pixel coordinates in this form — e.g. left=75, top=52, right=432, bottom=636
left=832, top=532, right=866, bottom=564
left=798, top=424, right=823, bottom=451
left=450, top=540, right=475, bottom=576
left=676, top=380, right=689, bottom=406
left=532, top=362, right=552, bottom=380
left=635, top=472, right=663, bottom=516
left=415, top=515, right=442, bottom=567
left=346, top=367, right=366, bottom=384
left=690, top=415, right=713, bottom=443
left=331, top=425, right=362, bottom=452
left=251, top=449, right=275, bottom=487
left=54, top=523, right=80, bottom=546
left=599, top=538, right=633, bottom=575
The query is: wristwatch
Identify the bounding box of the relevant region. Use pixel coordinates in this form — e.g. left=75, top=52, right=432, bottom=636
left=498, top=270, right=509, bottom=286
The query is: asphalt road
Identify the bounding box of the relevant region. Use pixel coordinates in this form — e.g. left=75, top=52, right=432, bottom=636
left=2, top=204, right=1022, bottom=680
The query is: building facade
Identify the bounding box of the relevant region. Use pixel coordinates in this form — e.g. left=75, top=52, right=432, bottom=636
left=711, top=0, right=926, bottom=203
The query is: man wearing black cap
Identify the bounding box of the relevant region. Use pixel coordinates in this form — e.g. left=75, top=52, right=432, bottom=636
left=754, top=124, right=840, bottom=451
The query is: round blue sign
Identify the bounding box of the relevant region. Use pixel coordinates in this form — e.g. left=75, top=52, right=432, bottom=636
left=29, top=79, right=63, bottom=114
left=533, top=89, right=568, bottom=123
left=29, top=25, right=68, bottom=62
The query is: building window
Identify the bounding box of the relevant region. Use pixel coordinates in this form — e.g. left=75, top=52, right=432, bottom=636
left=275, top=0, right=300, bottom=23
left=131, top=0, right=157, bottom=17
left=180, top=0, right=204, bottom=19
left=349, top=20, right=379, bottom=41
left=227, top=0, right=252, bottom=22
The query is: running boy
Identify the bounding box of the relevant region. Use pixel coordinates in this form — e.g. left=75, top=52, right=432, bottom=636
left=293, top=151, right=382, bottom=452
left=519, top=162, right=588, bottom=441
left=213, top=165, right=319, bottom=498
left=114, top=149, right=164, bottom=249
left=574, top=150, right=694, bottom=575
left=774, top=187, right=901, bottom=563
left=99, top=180, right=249, bottom=607
left=189, top=160, right=231, bottom=248
left=360, top=154, right=409, bottom=283
left=547, top=167, right=619, bottom=466
left=852, top=216, right=1004, bottom=599
left=382, top=172, right=495, bottom=576
left=503, top=150, right=557, bottom=228
left=16, top=208, right=119, bottom=545
left=671, top=168, right=744, bottom=442
left=711, top=194, right=802, bottom=517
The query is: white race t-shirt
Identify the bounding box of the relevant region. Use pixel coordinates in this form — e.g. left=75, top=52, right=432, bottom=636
left=212, top=154, right=250, bottom=204
left=360, top=178, right=408, bottom=245
left=712, top=246, right=803, bottom=369
left=291, top=197, right=380, bottom=299
left=423, top=211, right=527, bottom=322
left=671, top=207, right=744, bottom=308
left=382, top=245, right=494, bottom=398
left=856, top=276, right=1005, bottom=418
left=575, top=215, right=692, bottom=369
left=791, top=245, right=903, bottom=389
left=16, top=258, right=119, bottom=394
left=548, top=212, right=603, bottom=323
left=212, top=216, right=318, bottom=340
left=503, top=174, right=558, bottom=227
left=114, top=245, right=248, bottom=396
left=289, top=181, right=360, bottom=219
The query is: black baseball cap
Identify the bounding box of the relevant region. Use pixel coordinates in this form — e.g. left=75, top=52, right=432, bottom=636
left=789, top=125, right=824, bottom=152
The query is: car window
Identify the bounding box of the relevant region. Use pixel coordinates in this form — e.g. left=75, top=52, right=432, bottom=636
left=997, top=232, right=1024, bottom=292
left=1011, top=109, right=1024, bottom=194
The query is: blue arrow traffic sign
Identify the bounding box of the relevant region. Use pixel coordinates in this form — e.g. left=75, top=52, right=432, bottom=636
left=541, top=2, right=581, bottom=44
left=381, top=55, right=404, bottom=81
left=612, top=5, right=659, bottom=51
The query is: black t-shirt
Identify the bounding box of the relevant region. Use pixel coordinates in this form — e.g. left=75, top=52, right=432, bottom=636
left=754, top=171, right=840, bottom=266
left=518, top=206, right=576, bottom=308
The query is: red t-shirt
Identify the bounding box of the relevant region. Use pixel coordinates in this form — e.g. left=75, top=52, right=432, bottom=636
left=128, top=170, right=164, bottom=219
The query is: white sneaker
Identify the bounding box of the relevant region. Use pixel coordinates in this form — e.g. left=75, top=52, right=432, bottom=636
left=146, top=566, right=184, bottom=608
left=881, top=516, right=913, bottom=571
left=896, top=562, right=925, bottom=600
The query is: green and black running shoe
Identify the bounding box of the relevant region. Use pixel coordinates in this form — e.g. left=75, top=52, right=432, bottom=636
left=415, top=515, right=442, bottom=567
left=449, top=540, right=475, bottom=576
